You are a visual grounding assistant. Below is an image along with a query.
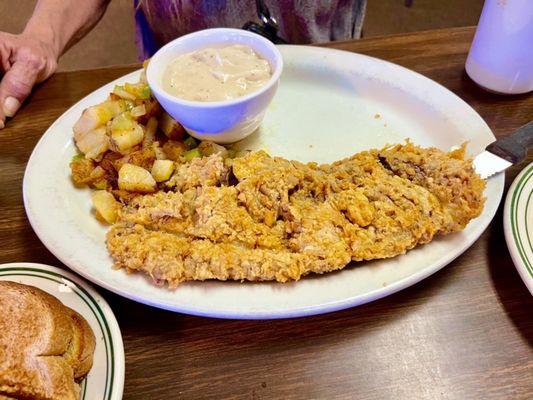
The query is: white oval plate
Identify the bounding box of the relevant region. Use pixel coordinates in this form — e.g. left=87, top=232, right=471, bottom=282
left=0, top=263, right=125, bottom=399
left=23, top=46, right=504, bottom=319
left=504, top=163, right=533, bottom=295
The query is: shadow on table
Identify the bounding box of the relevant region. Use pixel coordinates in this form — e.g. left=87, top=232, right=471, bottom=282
left=457, top=72, right=533, bottom=140
left=487, top=204, right=533, bottom=347
left=105, top=247, right=463, bottom=398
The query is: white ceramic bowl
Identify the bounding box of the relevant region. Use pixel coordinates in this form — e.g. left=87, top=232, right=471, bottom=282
left=147, top=28, right=283, bottom=143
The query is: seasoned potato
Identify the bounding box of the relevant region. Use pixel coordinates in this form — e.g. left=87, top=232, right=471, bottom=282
left=74, top=126, right=109, bottom=160
left=118, top=163, right=156, bottom=193
left=111, top=113, right=145, bottom=152
left=124, top=82, right=151, bottom=99
left=92, top=190, right=120, bottom=224
left=130, top=104, right=147, bottom=118
left=152, top=142, right=167, bottom=160
left=142, top=117, right=158, bottom=148
left=151, top=159, right=175, bottom=182
left=159, top=112, right=186, bottom=140
left=73, top=99, right=125, bottom=136
left=112, top=124, right=144, bottom=152
left=113, top=85, right=137, bottom=101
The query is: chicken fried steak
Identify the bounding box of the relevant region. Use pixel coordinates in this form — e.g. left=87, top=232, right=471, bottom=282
left=106, top=142, right=485, bottom=287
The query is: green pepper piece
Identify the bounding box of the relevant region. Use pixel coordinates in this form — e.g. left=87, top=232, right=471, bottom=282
left=71, top=153, right=85, bottom=162
left=140, top=86, right=151, bottom=99
left=183, top=148, right=201, bottom=161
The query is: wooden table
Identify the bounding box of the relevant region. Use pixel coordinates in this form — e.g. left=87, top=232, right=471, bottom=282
left=1, top=26, right=532, bottom=399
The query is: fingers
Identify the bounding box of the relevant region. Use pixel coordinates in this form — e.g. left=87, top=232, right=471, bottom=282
left=0, top=58, right=41, bottom=128
left=3, top=96, right=20, bottom=118
left=0, top=33, right=58, bottom=128
left=0, top=60, right=39, bottom=117
left=0, top=37, right=13, bottom=73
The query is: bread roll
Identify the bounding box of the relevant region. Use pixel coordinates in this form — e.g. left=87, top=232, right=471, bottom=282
left=0, top=281, right=96, bottom=400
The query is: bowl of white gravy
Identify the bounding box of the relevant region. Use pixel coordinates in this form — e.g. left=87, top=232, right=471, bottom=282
left=147, top=28, right=283, bottom=143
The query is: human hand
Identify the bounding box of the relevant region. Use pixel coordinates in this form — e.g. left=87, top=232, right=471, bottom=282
left=0, top=32, right=58, bottom=129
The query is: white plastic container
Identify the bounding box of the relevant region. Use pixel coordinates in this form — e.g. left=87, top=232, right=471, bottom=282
left=466, top=0, right=533, bottom=94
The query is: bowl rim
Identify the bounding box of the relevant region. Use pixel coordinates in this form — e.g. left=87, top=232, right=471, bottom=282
left=146, top=28, right=283, bottom=108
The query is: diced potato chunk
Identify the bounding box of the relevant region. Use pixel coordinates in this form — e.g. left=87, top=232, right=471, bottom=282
left=152, top=142, right=167, bottom=160
left=73, top=100, right=125, bottom=136
left=130, top=104, right=147, bottom=118
left=105, top=99, right=126, bottom=116
left=73, top=108, right=101, bottom=136
left=113, top=85, right=137, bottom=100
left=159, top=112, right=186, bottom=140
left=142, top=117, right=158, bottom=148
left=124, top=82, right=151, bottom=99
left=112, top=124, right=144, bottom=152
left=111, top=112, right=134, bottom=130
left=111, top=113, right=145, bottom=152
left=151, top=159, right=175, bottom=182
left=74, top=126, right=109, bottom=160
left=92, top=190, right=120, bottom=224
left=118, top=163, right=156, bottom=193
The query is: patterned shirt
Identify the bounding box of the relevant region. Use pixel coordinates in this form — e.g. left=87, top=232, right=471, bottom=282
left=134, top=0, right=366, bottom=59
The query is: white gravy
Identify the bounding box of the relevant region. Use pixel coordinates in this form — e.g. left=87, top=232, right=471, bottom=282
left=163, top=44, right=272, bottom=102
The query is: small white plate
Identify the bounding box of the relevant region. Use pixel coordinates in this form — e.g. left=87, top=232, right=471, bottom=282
left=0, top=263, right=125, bottom=399
left=504, top=163, right=533, bottom=295
left=23, top=46, right=504, bottom=319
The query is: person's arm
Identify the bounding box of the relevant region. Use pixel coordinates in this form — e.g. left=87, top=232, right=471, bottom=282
left=0, top=0, right=111, bottom=129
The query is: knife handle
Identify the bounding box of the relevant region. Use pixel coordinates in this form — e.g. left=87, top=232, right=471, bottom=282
left=487, top=121, right=533, bottom=164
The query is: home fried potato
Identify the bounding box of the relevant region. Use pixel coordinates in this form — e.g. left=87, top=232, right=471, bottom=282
left=151, top=160, right=175, bottom=182
left=92, top=190, right=120, bottom=224
left=118, top=164, right=157, bottom=193
left=70, top=64, right=199, bottom=202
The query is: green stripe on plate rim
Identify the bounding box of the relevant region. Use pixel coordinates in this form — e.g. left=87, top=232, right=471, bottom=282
left=510, top=165, right=533, bottom=278
left=0, top=267, right=115, bottom=400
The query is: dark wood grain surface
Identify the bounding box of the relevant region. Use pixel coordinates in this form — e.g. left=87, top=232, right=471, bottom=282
left=1, top=27, right=532, bottom=399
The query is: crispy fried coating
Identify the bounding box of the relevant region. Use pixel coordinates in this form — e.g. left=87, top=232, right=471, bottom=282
left=106, top=143, right=486, bottom=287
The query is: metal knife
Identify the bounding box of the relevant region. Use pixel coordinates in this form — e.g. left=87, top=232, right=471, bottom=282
left=473, top=121, right=533, bottom=179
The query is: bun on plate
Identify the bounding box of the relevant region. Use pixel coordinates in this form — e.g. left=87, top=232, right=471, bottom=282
left=0, top=281, right=96, bottom=400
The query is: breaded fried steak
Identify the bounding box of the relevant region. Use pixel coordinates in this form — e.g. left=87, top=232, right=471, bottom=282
left=106, top=142, right=485, bottom=287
